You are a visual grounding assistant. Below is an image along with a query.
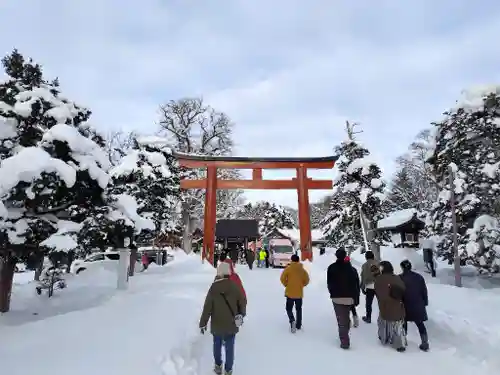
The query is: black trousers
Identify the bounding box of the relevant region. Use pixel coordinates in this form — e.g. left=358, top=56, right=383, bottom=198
left=286, top=297, right=303, bottom=329
left=403, top=320, right=427, bottom=336
left=365, top=289, right=376, bottom=318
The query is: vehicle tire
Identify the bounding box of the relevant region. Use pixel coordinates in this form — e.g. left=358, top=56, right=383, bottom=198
left=76, top=268, right=86, bottom=274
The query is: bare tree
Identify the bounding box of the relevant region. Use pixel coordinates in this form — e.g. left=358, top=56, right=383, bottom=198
left=104, top=130, right=140, bottom=165
left=157, top=97, right=234, bottom=253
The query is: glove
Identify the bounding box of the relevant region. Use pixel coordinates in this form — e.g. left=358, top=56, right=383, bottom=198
left=200, top=326, right=207, bottom=334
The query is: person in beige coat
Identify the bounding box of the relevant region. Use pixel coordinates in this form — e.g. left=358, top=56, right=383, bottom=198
left=360, top=251, right=379, bottom=323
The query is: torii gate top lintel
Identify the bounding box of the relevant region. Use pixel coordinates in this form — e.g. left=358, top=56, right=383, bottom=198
left=175, top=152, right=338, bottom=265
left=174, top=152, right=338, bottom=169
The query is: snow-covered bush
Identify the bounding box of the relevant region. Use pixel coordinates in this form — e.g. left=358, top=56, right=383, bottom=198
left=426, top=86, right=500, bottom=273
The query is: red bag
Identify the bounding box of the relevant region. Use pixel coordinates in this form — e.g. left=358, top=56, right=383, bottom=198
left=229, top=273, right=246, bottom=299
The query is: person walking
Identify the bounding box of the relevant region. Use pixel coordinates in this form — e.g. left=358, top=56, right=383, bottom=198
left=264, top=248, right=270, bottom=268
left=245, top=249, right=255, bottom=270
left=421, top=238, right=436, bottom=277
left=326, top=248, right=361, bottom=349
left=399, top=259, right=430, bottom=351
left=280, top=254, right=310, bottom=333
left=141, top=253, right=149, bottom=271
left=360, top=250, right=380, bottom=323
left=374, top=260, right=407, bottom=352
left=200, top=262, right=247, bottom=375
left=258, top=248, right=266, bottom=268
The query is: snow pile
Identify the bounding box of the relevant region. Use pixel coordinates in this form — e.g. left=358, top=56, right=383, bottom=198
left=377, top=208, right=417, bottom=229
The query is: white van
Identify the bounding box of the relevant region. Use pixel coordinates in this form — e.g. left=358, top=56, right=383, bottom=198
left=269, top=238, right=295, bottom=268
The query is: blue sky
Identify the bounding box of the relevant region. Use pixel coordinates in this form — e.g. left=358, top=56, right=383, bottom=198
left=1, top=0, right=500, bottom=208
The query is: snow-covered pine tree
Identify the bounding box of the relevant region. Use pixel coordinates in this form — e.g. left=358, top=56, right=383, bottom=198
left=108, top=135, right=182, bottom=247
left=322, top=122, right=386, bottom=255
left=426, top=86, right=500, bottom=273
left=258, top=203, right=296, bottom=235
left=0, top=50, right=152, bottom=310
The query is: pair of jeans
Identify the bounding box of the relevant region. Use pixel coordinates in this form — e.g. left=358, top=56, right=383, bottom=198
left=365, top=288, right=376, bottom=319
left=286, top=297, right=303, bottom=328
left=213, top=334, right=235, bottom=372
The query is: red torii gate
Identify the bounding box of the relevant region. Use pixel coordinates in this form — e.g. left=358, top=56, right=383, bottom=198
left=175, top=153, right=337, bottom=265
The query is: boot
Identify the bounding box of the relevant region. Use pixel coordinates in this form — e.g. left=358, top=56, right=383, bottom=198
left=419, top=333, right=430, bottom=351
left=214, top=364, right=223, bottom=375
left=290, top=321, right=297, bottom=333
left=353, top=315, right=359, bottom=328
left=224, top=371, right=233, bottom=375
left=362, top=316, right=371, bottom=323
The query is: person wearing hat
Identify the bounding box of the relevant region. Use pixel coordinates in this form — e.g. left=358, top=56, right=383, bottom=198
left=199, top=262, right=247, bottom=375
left=399, top=259, right=430, bottom=351
left=326, top=248, right=361, bottom=349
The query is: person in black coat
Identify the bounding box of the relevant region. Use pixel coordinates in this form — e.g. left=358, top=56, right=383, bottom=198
left=326, top=248, right=361, bottom=349
left=399, top=259, right=430, bottom=351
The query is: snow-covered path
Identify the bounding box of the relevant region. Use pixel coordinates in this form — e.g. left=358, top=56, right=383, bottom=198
left=1, top=253, right=498, bottom=375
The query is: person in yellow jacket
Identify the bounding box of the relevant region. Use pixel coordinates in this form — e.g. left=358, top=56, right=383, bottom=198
left=280, top=254, right=310, bottom=333
left=258, top=249, right=266, bottom=268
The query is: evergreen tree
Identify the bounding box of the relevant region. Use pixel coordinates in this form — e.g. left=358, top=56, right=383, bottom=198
left=258, top=202, right=295, bottom=235
left=108, top=135, right=182, bottom=245
left=322, top=122, right=386, bottom=253
left=426, top=86, right=500, bottom=273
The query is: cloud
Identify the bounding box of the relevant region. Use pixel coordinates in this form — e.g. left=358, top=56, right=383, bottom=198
left=1, top=0, right=500, bottom=208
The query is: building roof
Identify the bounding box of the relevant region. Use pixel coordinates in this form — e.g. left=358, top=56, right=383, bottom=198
left=263, top=228, right=325, bottom=242
left=376, top=208, right=425, bottom=231
left=215, top=219, right=259, bottom=239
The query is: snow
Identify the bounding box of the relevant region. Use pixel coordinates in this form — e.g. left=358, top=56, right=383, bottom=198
left=110, top=149, right=172, bottom=179
left=40, top=232, right=78, bottom=252
left=137, top=135, right=172, bottom=150
left=346, top=156, right=374, bottom=175
left=1, top=250, right=498, bottom=375
left=42, top=123, right=110, bottom=188
left=277, top=228, right=324, bottom=242
left=0, top=146, right=76, bottom=197
left=110, top=193, right=155, bottom=232
left=0, top=116, right=17, bottom=139
left=457, top=85, right=500, bottom=111
left=377, top=208, right=417, bottom=229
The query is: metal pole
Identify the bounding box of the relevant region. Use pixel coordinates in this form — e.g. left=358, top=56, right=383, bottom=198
left=449, top=165, right=462, bottom=287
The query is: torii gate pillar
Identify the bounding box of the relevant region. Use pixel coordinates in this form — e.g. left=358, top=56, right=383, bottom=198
left=297, top=166, right=312, bottom=261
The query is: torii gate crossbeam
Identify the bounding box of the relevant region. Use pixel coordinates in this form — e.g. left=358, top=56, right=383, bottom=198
left=175, top=153, right=338, bottom=265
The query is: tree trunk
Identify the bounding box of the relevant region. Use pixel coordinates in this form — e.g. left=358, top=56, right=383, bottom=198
left=66, top=250, right=74, bottom=273
left=128, top=247, right=137, bottom=277
left=33, top=253, right=45, bottom=281
left=181, top=205, right=193, bottom=254
left=0, top=253, right=16, bottom=313
left=365, top=219, right=381, bottom=261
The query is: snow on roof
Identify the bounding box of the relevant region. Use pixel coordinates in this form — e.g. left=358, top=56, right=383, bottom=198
left=42, top=123, right=110, bottom=188
left=277, top=228, right=325, bottom=242
left=377, top=208, right=418, bottom=229
left=0, top=147, right=76, bottom=197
